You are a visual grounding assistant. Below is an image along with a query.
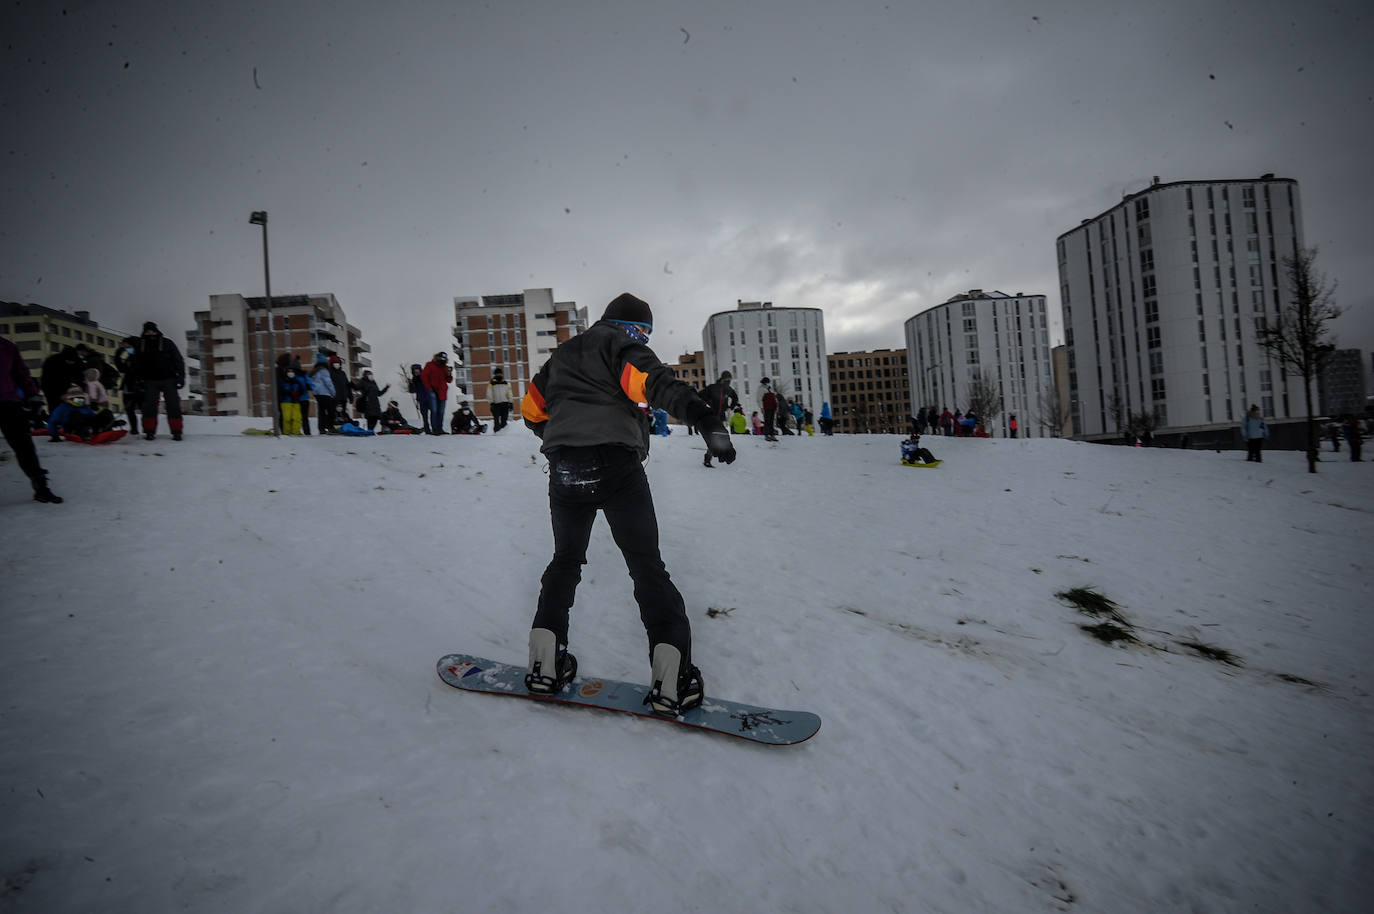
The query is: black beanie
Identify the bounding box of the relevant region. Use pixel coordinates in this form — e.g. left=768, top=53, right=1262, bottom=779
left=602, top=293, right=653, bottom=328
left=142, top=321, right=160, bottom=334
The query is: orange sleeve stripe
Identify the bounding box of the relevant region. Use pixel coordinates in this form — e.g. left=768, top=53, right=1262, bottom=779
left=620, top=364, right=648, bottom=404
left=521, top=384, right=548, bottom=423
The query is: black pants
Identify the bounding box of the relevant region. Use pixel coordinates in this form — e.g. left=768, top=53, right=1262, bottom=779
left=1246, top=439, right=1264, bottom=462
left=316, top=396, right=336, bottom=433
left=0, top=402, right=45, bottom=481
left=532, top=446, right=691, bottom=666
left=491, top=402, right=511, bottom=431
left=141, top=377, right=182, bottom=434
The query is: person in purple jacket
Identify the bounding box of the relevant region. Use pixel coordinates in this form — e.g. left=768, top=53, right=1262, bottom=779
left=0, top=336, right=62, bottom=503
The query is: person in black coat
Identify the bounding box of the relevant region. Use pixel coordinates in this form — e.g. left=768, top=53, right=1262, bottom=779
left=40, top=346, right=87, bottom=411
left=327, top=356, right=352, bottom=426
left=132, top=321, right=185, bottom=441
left=355, top=370, right=390, bottom=431
left=697, top=371, right=739, bottom=467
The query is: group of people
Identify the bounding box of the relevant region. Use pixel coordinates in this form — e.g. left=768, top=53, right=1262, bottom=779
left=690, top=370, right=824, bottom=466
left=273, top=349, right=504, bottom=437
left=913, top=406, right=995, bottom=438
left=1, top=321, right=185, bottom=503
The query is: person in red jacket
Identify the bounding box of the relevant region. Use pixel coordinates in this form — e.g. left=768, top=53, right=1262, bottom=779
left=421, top=352, right=452, bottom=435
left=1009, top=414, right=1019, bottom=438
left=520, top=293, right=736, bottom=717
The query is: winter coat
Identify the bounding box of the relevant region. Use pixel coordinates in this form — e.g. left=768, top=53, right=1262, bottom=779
left=488, top=378, right=513, bottom=405
left=729, top=411, right=748, bottom=434
left=760, top=387, right=778, bottom=412
left=1241, top=414, right=1268, bottom=440
left=40, top=348, right=86, bottom=405
left=356, top=376, right=389, bottom=417
left=132, top=333, right=185, bottom=383
left=309, top=366, right=335, bottom=398
left=408, top=366, right=425, bottom=396
left=698, top=379, right=739, bottom=420
left=329, top=365, right=352, bottom=409
left=280, top=374, right=311, bottom=403
left=1, top=337, right=41, bottom=404
left=521, top=319, right=709, bottom=458
left=820, top=402, right=832, bottom=420
left=422, top=360, right=451, bottom=401
left=114, top=342, right=142, bottom=393
left=83, top=377, right=109, bottom=407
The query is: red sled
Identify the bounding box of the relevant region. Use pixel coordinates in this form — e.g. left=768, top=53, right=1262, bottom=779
left=61, top=429, right=128, bottom=445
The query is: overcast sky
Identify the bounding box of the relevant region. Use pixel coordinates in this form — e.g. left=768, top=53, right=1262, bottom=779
left=4, top=0, right=1372, bottom=381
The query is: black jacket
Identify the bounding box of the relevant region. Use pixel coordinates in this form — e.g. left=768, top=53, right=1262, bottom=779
left=698, top=380, right=739, bottom=420
left=522, top=320, right=709, bottom=458
left=132, top=333, right=184, bottom=384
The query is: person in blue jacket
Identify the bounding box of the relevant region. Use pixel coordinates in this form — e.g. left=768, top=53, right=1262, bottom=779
left=310, top=354, right=337, bottom=434
left=279, top=367, right=311, bottom=435
left=1241, top=405, right=1268, bottom=462
left=819, top=401, right=834, bottom=436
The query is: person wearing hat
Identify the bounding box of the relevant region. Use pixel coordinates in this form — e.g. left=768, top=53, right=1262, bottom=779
left=354, top=369, right=390, bottom=431
left=487, top=368, right=513, bottom=432
left=520, top=292, right=735, bottom=718
left=326, top=355, right=353, bottom=428
left=309, top=352, right=337, bottom=433
left=758, top=377, right=780, bottom=442
left=697, top=370, right=739, bottom=467
left=132, top=321, right=185, bottom=441
left=1, top=335, right=62, bottom=502
left=421, top=351, right=452, bottom=434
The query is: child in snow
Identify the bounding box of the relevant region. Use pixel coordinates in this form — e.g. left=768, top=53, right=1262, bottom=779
left=900, top=433, right=938, bottom=466
left=653, top=407, right=672, bottom=436
left=450, top=401, right=486, bottom=434
left=279, top=367, right=311, bottom=435
left=750, top=411, right=763, bottom=435
left=379, top=400, right=422, bottom=433
left=729, top=406, right=748, bottom=434
left=47, top=385, right=108, bottom=441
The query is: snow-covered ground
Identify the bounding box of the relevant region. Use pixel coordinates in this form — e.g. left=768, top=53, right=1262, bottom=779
left=3, top=418, right=1372, bottom=913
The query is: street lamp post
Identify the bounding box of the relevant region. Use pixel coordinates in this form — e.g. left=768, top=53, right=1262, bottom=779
left=249, top=211, right=281, bottom=436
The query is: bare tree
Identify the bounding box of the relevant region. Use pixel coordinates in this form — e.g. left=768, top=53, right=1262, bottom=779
left=965, top=369, right=1003, bottom=431
left=1258, top=248, right=1342, bottom=473
left=1036, top=384, right=1071, bottom=437
left=1127, top=408, right=1160, bottom=446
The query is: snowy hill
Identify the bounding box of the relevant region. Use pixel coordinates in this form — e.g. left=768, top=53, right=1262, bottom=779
left=3, top=421, right=1372, bottom=913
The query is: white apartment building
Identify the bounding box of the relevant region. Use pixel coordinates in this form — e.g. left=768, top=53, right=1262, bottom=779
left=702, top=301, right=829, bottom=414
left=1056, top=175, right=1304, bottom=441
left=904, top=290, right=1054, bottom=436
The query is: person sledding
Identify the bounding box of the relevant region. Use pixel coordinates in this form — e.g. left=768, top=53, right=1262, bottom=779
left=450, top=401, right=486, bottom=434
left=900, top=432, right=939, bottom=466
left=379, top=400, right=422, bottom=434
left=46, top=385, right=114, bottom=442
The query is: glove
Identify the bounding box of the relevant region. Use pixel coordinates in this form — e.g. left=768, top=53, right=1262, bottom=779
left=698, top=414, right=736, bottom=464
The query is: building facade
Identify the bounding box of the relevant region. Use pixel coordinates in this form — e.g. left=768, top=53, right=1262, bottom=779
left=1056, top=175, right=1305, bottom=443
left=826, top=349, right=911, bottom=433
left=702, top=301, right=829, bottom=417
left=192, top=293, right=370, bottom=417
left=666, top=350, right=708, bottom=391
left=1318, top=349, right=1368, bottom=418
left=1, top=302, right=137, bottom=411
left=452, top=289, right=586, bottom=418
left=904, top=290, right=1054, bottom=437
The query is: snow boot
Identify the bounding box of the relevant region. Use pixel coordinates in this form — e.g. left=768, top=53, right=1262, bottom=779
left=31, top=474, right=63, bottom=504
left=643, top=643, right=703, bottom=718
left=525, top=627, right=577, bottom=694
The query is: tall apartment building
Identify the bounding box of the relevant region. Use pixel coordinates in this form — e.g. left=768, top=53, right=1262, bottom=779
left=702, top=301, right=829, bottom=415
left=1056, top=175, right=1304, bottom=444
left=827, top=349, right=911, bottom=433
left=452, top=289, right=586, bottom=418
left=1318, top=349, right=1368, bottom=417
left=1, top=302, right=138, bottom=411
left=904, top=290, right=1054, bottom=437
left=193, top=293, right=371, bottom=417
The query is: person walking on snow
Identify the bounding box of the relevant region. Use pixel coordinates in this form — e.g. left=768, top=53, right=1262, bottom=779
left=1242, top=404, right=1268, bottom=462
left=488, top=369, right=513, bottom=432
left=520, top=292, right=736, bottom=718
left=698, top=370, right=738, bottom=467
left=1, top=336, right=62, bottom=502
left=132, top=322, right=185, bottom=441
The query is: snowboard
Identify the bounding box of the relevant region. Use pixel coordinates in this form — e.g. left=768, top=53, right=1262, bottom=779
left=436, top=653, right=820, bottom=746
left=901, top=459, right=942, bottom=468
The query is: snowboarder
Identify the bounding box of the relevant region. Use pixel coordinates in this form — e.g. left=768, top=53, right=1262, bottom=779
left=520, top=292, right=735, bottom=717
